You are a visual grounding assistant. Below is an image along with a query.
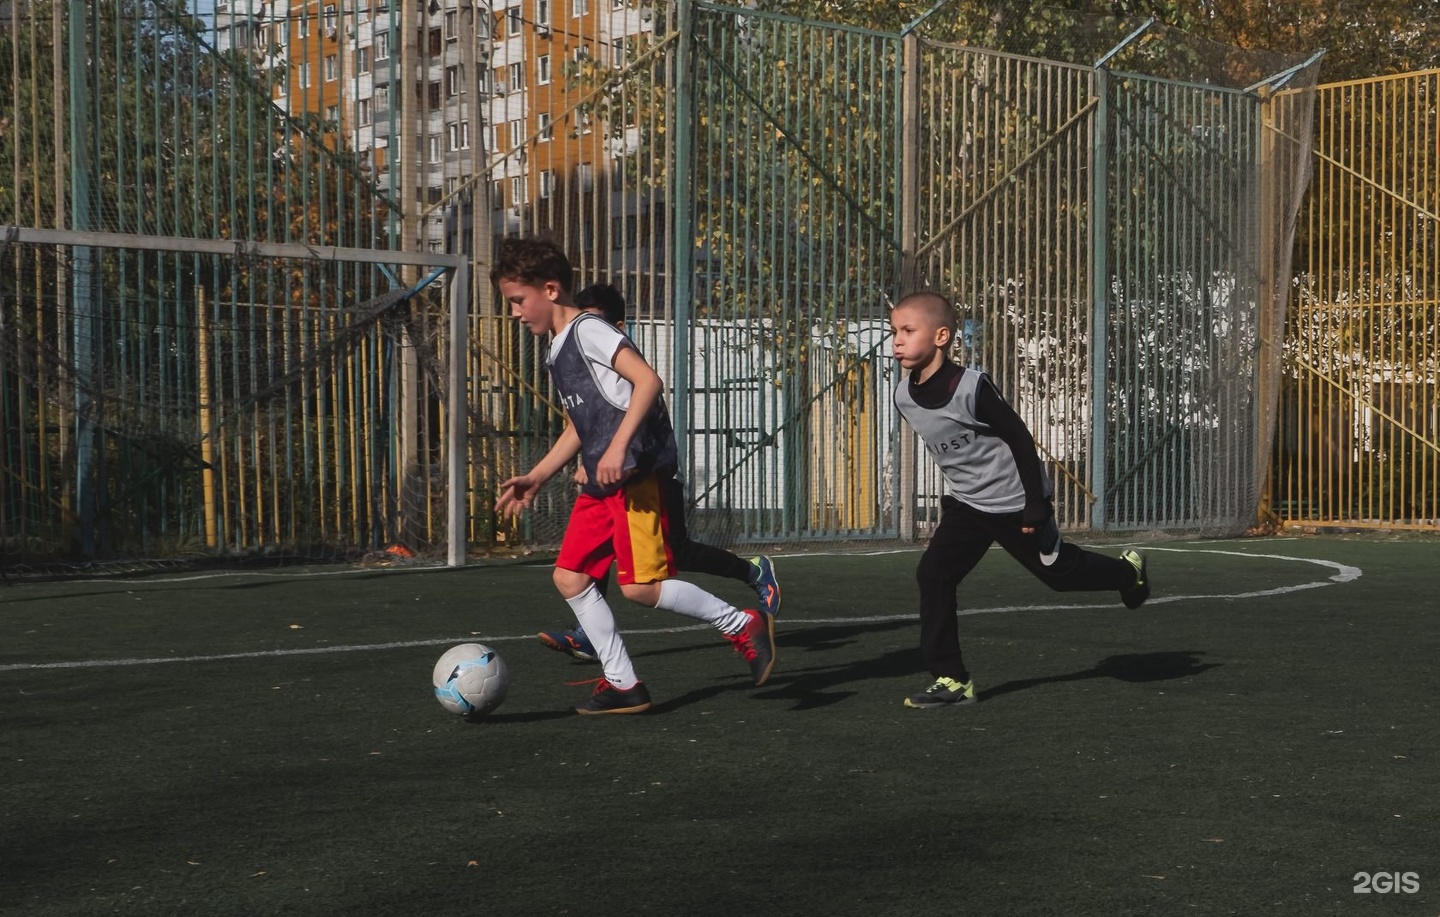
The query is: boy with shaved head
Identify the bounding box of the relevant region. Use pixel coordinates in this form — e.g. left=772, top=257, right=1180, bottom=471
left=889, top=291, right=1151, bottom=708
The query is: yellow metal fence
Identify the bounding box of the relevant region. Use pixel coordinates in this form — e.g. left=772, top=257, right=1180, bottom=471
left=1277, top=70, right=1440, bottom=530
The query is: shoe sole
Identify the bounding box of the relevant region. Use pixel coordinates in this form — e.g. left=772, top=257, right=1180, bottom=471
left=575, top=702, right=652, bottom=715
left=903, top=696, right=977, bottom=708
left=754, top=612, right=777, bottom=687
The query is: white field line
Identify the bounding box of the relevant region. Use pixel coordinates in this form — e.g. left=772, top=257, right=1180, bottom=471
left=0, top=548, right=1361, bottom=673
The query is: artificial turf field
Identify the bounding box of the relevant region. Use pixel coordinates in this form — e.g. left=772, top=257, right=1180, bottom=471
left=2, top=534, right=1436, bottom=916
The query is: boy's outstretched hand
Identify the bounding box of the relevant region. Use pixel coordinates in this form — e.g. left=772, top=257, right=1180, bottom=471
left=496, top=474, right=540, bottom=518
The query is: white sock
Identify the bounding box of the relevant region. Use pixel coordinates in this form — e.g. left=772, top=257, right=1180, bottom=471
left=656, top=580, right=749, bottom=635
left=565, top=584, right=639, bottom=689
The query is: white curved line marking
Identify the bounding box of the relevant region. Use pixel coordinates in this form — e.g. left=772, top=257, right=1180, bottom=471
left=0, top=548, right=1360, bottom=672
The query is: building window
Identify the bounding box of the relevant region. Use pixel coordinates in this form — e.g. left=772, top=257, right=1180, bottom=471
left=446, top=65, right=465, bottom=96
left=299, top=62, right=312, bottom=88
left=375, top=32, right=389, bottom=60
left=612, top=37, right=625, bottom=67
left=357, top=98, right=372, bottom=125
left=572, top=0, right=588, bottom=15
left=323, top=4, right=337, bottom=33
left=444, top=10, right=458, bottom=40
left=428, top=81, right=441, bottom=108
left=508, top=118, right=523, bottom=148
left=326, top=104, right=339, bottom=124
left=484, top=124, right=497, bottom=153
left=324, top=54, right=338, bottom=81
left=511, top=175, right=528, bottom=204
left=611, top=0, right=624, bottom=8
left=537, top=55, right=551, bottom=85
left=506, top=8, right=522, bottom=34
left=356, top=47, right=370, bottom=74
left=539, top=169, right=554, bottom=199
left=536, top=0, right=550, bottom=27
left=508, top=61, right=524, bottom=90
left=428, top=135, right=441, bottom=162
left=445, top=176, right=459, bottom=197
left=492, top=179, right=505, bottom=209
left=538, top=112, right=552, bottom=141
left=576, top=162, right=594, bottom=192
left=447, top=120, right=471, bottom=151
left=374, top=84, right=390, bottom=114
left=298, top=10, right=310, bottom=38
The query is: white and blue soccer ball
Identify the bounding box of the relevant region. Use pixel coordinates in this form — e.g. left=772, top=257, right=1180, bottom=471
left=432, top=643, right=509, bottom=717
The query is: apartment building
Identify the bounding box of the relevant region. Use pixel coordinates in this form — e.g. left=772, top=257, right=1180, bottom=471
left=211, top=0, right=655, bottom=255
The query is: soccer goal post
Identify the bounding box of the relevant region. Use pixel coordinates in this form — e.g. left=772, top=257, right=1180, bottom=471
left=0, top=224, right=471, bottom=567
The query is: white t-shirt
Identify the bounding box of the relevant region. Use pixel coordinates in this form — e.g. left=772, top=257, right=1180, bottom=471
left=549, top=313, right=632, bottom=411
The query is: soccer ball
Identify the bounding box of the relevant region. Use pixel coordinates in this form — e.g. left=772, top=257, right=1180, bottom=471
left=432, top=643, right=509, bottom=717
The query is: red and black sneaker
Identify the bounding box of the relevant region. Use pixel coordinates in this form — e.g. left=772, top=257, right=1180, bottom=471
left=574, top=679, right=652, bottom=715
left=726, top=609, right=776, bottom=686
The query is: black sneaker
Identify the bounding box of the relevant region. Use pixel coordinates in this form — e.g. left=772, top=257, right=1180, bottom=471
left=904, top=676, right=977, bottom=708
left=1119, top=549, right=1151, bottom=609
left=726, top=609, right=776, bottom=686
left=575, top=679, right=652, bottom=715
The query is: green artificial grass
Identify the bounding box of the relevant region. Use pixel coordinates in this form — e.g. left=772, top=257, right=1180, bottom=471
left=1, top=535, right=1436, bottom=916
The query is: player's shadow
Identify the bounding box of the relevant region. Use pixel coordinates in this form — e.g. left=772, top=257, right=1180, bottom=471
left=645, top=621, right=917, bottom=713
left=981, top=650, right=1220, bottom=701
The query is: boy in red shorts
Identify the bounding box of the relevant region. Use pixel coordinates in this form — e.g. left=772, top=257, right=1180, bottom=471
left=493, top=238, right=776, bottom=714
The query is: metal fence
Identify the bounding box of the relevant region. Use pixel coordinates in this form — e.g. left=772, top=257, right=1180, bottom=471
left=1, top=0, right=1324, bottom=567
left=1277, top=70, right=1440, bottom=531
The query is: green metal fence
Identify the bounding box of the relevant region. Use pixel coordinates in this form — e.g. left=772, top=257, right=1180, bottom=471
left=1, top=1, right=1322, bottom=567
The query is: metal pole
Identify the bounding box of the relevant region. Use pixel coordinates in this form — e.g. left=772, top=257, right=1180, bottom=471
left=68, top=0, right=96, bottom=559
left=1088, top=67, right=1110, bottom=531
left=670, top=0, right=695, bottom=483
left=447, top=262, right=470, bottom=566
left=197, top=287, right=218, bottom=549
left=898, top=30, right=920, bottom=540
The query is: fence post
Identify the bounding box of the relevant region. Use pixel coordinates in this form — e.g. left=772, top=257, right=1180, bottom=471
left=68, top=0, right=97, bottom=559
left=448, top=262, right=470, bottom=566
left=897, top=30, right=920, bottom=541
left=1087, top=66, right=1110, bottom=532
left=670, top=0, right=695, bottom=485
left=198, top=287, right=218, bottom=550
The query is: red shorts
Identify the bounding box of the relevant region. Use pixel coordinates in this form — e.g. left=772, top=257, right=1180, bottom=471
left=555, top=473, right=676, bottom=585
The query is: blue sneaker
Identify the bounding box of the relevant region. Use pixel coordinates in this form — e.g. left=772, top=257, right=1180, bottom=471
left=748, top=555, right=781, bottom=618
left=538, top=624, right=597, bottom=661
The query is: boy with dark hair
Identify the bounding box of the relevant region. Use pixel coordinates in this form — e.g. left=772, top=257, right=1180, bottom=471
left=536, top=282, right=781, bottom=662
left=889, top=290, right=1151, bottom=708
left=493, top=239, right=777, bottom=714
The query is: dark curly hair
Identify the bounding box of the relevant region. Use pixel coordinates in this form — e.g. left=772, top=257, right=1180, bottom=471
left=490, top=236, right=573, bottom=293
left=575, top=283, right=626, bottom=327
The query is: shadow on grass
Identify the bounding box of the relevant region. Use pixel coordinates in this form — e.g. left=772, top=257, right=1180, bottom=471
left=461, top=708, right=576, bottom=725
left=982, top=650, right=1220, bottom=701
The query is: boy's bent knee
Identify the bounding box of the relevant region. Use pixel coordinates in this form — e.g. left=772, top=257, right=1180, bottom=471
left=553, top=566, right=593, bottom=599
left=620, top=581, right=662, bottom=606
